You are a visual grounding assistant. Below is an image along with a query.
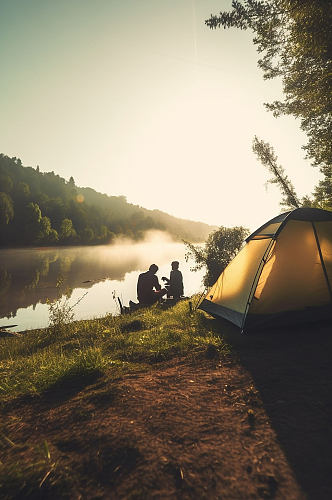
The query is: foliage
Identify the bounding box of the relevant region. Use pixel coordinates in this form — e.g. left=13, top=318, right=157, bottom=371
left=252, top=136, right=301, bottom=209
left=48, top=296, right=75, bottom=331
left=0, top=192, right=14, bottom=226
left=185, top=226, right=249, bottom=287
left=206, top=0, right=332, bottom=208
left=314, top=173, right=332, bottom=211
left=59, top=218, right=77, bottom=243
left=0, top=300, right=229, bottom=400
left=0, top=302, right=231, bottom=499
left=0, top=154, right=215, bottom=247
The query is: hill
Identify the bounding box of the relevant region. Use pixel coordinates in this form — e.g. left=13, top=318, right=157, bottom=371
left=0, top=154, right=216, bottom=247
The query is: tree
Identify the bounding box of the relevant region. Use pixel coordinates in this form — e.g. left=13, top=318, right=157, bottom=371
left=36, top=216, right=58, bottom=244
left=0, top=175, right=13, bottom=193
left=23, top=202, right=42, bottom=244
left=67, top=176, right=77, bottom=200
left=206, top=1, right=332, bottom=206
left=252, top=136, right=301, bottom=209
left=59, top=218, right=77, bottom=243
left=69, top=200, right=89, bottom=232
left=97, top=224, right=108, bottom=243
left=16, top=181, right=31, bottom=200
left=185, top=226, right=249, bottom=287
left=47, top=228, right=59, bottom=243
left=314, top=174, right=332, bottom=210
left=0, top=192, right=14, bottom=226
left=43, top=198, right=66, bottom=230
left=80, top=227, right=95, bottom=243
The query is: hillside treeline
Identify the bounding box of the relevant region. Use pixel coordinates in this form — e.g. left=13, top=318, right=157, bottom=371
left=0, top=154, right=214, bottom=247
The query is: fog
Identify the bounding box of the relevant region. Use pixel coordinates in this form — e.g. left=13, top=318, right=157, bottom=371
left=0, top=236, right=204, bottom=330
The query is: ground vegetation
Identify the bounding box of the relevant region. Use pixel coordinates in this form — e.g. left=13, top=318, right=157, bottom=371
left=1, top=302, right=331, bottom=498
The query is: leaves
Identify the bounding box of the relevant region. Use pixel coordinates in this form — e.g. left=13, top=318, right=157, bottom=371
left=0, top=192, right=14, bottom=226
left=185, top=226, right=249, bottom=287
left=252, top=136, right=300, bottom=209
left=206, top=1, right=332, bottom=207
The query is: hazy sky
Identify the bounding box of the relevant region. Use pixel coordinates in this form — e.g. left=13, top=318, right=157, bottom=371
left=0, top=0, right=321, bottom=231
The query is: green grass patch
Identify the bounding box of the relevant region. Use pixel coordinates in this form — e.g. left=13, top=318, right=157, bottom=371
left=0, top=300, right=229, bottom=401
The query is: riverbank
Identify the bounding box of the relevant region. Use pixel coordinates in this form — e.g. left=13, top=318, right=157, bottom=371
left=1, top=302, right=332, bottom=499
left=0, top=243, right=204, bottom=330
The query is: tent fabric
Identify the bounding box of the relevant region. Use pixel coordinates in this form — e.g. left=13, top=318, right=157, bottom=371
left=246, top=207, right=332, bottom=242
left=250, top=221, right=329, bottom=314
left=199, top=208, right=332, bottom=332
left=315, top=221, right=332, bottom=285
left=199, top=300, right=243, bottom=327
left=246, top=216, right=288, bottom=241
left=206, top=238, right=272, bottom=314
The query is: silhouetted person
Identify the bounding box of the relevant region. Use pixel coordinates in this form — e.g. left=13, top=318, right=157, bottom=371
left=162, top=261, right=184, bottom=299
left=137, top=264, right=167, bottom=305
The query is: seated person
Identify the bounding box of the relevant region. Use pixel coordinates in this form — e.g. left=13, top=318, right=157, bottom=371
left=137, top=264, right=167, bottom=305
left=162, top=261, right=184, bottom=299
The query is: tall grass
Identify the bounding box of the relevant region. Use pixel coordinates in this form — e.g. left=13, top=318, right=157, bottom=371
left=0, top=300, right=228, bottom=401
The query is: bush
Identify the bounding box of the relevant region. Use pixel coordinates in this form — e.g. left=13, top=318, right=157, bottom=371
left=185, top=226, right=249, bottom=287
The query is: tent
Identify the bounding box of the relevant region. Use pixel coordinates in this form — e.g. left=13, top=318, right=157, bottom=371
left=199, top=208, right=332, bottom=332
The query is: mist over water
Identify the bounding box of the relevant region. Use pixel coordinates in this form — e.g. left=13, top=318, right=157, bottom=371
left=0, top=233, right=204, bottom=332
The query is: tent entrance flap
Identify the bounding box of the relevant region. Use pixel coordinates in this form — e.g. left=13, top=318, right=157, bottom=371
left=199, top=299, right=244, bottom=327
left=249, top=221, right=331, bottom=315
left=206, top=238, right=272, bottom=315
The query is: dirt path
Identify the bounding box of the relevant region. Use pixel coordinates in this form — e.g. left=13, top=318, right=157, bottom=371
left=2, top=323, right=332, bottom=499
left=1, top=358, right=303, bottom=499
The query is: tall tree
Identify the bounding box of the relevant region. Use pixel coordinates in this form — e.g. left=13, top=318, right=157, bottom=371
left=22, top=202, right=42, bottom=244
left=206, top=0, right=332, bottom=207
left=0, top=192, right=14, bottom=226
left=252, top=136, right=301, bottom=209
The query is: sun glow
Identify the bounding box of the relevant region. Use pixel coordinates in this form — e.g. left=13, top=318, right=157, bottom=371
left=0, top=0, right=321, bottom=232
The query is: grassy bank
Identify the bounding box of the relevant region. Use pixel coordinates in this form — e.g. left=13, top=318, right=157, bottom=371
left=0, top=300, right=232, bottom=498
left=2, top=303, right=332, bottom=499
left=0, top=300, right=228, bottom=402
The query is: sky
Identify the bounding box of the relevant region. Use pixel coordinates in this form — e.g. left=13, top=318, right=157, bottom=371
left=0, top=0, right=321, bottom=232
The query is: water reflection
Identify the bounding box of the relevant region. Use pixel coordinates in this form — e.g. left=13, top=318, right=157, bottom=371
left=0, top=235, right=204, bottom=331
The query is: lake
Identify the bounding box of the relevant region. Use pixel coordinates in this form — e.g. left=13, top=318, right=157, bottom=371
left=0, top=233, right=205, bottom=332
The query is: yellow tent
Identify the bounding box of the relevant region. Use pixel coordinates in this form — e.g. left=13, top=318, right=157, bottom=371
left=199, top=208, right=332, bottom=332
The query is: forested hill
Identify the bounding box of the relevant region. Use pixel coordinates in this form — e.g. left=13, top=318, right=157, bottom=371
left=0, top=154, right=215, bottom=246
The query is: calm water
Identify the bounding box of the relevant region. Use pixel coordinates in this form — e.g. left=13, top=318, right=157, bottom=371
left=0, top=235, right=204, bottom=332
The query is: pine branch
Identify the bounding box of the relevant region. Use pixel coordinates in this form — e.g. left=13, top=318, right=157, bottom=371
left=252, top=136, right=301, bottom=209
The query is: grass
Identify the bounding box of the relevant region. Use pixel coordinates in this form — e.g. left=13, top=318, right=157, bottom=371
left=0, top=299, right=230, bottom=498
left=0, top=438, right=73, bottom=500
left=1, top=301, right=331, bottom=499
left=0, top=299, right=229, bottom=401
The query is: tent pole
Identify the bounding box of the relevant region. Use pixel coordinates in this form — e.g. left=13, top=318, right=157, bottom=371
left=240, top=238, right=275, bottom=334
left=311, top=222, right=332, bottom=302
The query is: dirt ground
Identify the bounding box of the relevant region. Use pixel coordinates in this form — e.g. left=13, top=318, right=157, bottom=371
left=2, top=321, right=332, bottom=499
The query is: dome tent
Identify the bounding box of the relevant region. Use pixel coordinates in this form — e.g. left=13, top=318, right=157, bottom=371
left=199, top=208, right=332, bottom=333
